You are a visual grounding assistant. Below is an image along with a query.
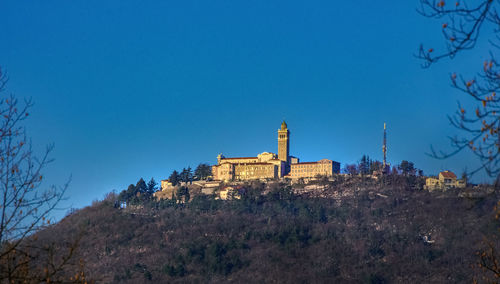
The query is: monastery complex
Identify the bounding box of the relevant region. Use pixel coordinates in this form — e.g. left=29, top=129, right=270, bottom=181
left=212, top=121, right=340, bottom=181
left=156, top=121, right=472, bottom=201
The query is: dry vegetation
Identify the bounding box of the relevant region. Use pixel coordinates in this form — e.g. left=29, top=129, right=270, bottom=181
left=26, top=176, right=499, bottom=283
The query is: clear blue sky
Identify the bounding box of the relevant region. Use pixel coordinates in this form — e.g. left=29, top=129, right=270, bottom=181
left=0, top=1, right=493, bottom=215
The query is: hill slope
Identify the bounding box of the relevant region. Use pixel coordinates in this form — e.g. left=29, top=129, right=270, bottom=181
left=35, top=182, right=499, bottom=283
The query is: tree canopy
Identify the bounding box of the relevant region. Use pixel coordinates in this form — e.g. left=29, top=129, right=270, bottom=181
left=194, top=163, right=212, bottom=180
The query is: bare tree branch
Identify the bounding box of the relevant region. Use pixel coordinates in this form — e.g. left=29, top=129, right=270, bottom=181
left=0, top=67, right=90, bottom=282
left=419, top=0, right=500, bottom=178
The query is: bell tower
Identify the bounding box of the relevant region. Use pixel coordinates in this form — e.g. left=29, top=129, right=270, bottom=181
left=278, top=121, right=290, bottom=164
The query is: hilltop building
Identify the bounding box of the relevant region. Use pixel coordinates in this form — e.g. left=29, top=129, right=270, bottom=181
left=424, top=170, right=466, bottom=191
left=289, top=159, right=339, bottom=179
left=160, top=179, right=173, bottom=189
left=211, top=121, right=340, bottom=181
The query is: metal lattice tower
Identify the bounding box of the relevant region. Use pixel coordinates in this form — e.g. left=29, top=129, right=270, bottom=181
left=383, top=123, right=387, bottom=171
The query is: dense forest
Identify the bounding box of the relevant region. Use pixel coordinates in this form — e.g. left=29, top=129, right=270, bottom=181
left=29, top=177, right=499, bottom=283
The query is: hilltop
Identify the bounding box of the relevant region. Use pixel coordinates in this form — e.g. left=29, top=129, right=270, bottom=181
left=32, top=177, right=499, bottom=283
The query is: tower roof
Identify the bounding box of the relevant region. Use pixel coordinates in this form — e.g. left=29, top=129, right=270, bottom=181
left=281, top=120, right=287, bottom=130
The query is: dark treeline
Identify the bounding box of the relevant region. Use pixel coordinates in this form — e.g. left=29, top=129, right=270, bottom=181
left=32, top=177, right=500, bottom=283
left=343, top=155, right=425, bottom=177
left=117, top=178, right=158, bottom=205
left=169, top=163, right=212, bottom=186
left=116, top=163, right=212, bottom=206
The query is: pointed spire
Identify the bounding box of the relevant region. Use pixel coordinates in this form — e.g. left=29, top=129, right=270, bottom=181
left=281, top=120, right=287, bottom=130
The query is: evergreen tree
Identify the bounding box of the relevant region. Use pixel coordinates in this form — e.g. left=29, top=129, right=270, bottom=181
left=186, top=166, right=193, bottom=184
left=194, top=163, right=212, bottom=180
left=117, top=178, right=155, bottom=204
left=398, top=160, right=415, bottom=176
left=119, top=182, right=142, bottom=204
left=180, top=167, right=193, bottom=184
left=136, top=178, right=148, bottom=194
left=176, top=186, right=190, bottom=203
left=180, top=168, right=188, bottom=184
left=126, top=184, right=135, bottom=195
left=359, top=155, right=371, bottom=175
left=119, top=184, right=136, bottom=202
left=169, top=170, right=180, bottom=186
left=147, top=177, right=158, bottom=195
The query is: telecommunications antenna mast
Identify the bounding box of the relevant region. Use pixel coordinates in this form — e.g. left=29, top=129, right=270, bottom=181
left=383, top=123, right=387, bottom=172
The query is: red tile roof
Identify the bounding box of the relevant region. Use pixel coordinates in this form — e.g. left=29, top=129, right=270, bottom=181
left=440, top=171, right=457, bottom=179
left=222, top=157, right=258, bottom=160
left=236, top=162, right=275, bottom=166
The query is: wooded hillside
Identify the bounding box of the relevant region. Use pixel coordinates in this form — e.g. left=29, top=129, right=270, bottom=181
left=33, top=180, right=499, bottom=283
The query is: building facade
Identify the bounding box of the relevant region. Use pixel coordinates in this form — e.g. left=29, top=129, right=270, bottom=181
left=424, top=170, right=466, bottom=191
left=212, top=152, right=285, bottom=181
left=211, top=121, right=340, bottom=181
left=289, top=159, right=340, bottom=179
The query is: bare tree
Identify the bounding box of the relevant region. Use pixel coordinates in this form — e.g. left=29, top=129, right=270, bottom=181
left=417, top=0, right=500, bottom=178
left=417, top=2, right=500, bottom=281
left=0, top=67, right=89, bottom=282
